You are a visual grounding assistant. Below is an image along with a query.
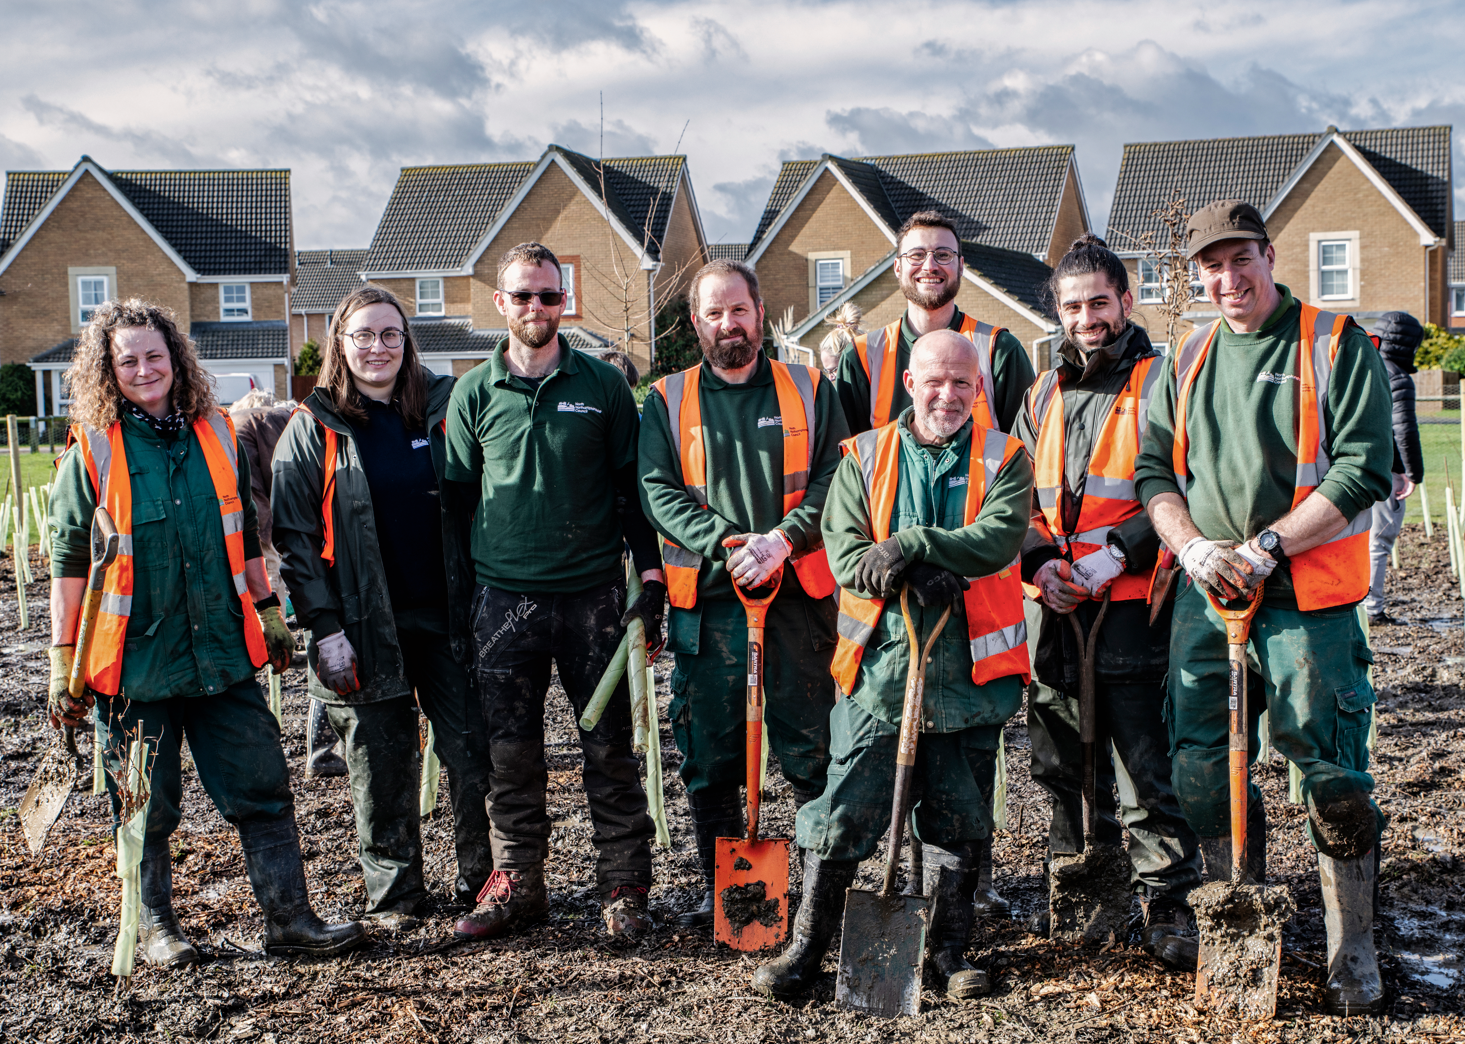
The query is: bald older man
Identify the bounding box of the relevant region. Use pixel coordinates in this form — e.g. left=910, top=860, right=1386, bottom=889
left=753, top=330, right=1033, bottom=1002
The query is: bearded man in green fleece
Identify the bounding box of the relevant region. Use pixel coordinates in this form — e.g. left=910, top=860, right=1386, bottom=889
left=1134, top=200, right=1392, bottom=1017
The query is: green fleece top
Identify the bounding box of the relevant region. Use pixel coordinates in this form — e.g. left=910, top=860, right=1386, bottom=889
left=639, top=350, right=849, bottom=604
left=1134, top=286, right=1392, bottom=597
left=835, top=308, right=1035, bottom=436
left=821, top=410, right=1032, bottom=730
left=49, top=412, right=262, bottom=701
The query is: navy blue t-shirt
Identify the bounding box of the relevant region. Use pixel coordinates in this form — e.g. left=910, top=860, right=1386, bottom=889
left=351, top=398, right=449, bottom=610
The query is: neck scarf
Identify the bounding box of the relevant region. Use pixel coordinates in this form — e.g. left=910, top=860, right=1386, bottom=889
left=124, top=399, right=187, bottom=440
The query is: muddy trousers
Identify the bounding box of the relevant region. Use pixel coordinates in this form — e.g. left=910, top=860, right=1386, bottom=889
left=1365, top=492, right=1404, bottom=616
left=325, top=606, right=495, bottom=914
left=95, top=678, right=293, bottom=845
left=1168, top=581, right=1383, bottom=858
left=796, top=696, right=998, bottom=863
left=1028, top=679, right=1201, bottom=898
left=472, top=581, right=653, bottom=894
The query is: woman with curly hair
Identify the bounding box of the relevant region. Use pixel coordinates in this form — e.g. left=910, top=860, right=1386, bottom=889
left=270, top=285, right=492, bottom=927
left=46, top=298, right=366, bottom=967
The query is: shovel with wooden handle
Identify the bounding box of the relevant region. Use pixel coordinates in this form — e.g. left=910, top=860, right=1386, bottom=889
left=1148, top=546, right=1178, bottom=627
left=714, top=568, right=791, bottom=952
left=20, top=507, right=119, bottom=856
left=835, top=586, right=952, bottom=1018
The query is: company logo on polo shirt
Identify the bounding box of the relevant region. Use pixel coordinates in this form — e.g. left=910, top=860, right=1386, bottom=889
left=411, top=438, right=429, bottom=449
left=948, top=475, right=969, bottom=488
left=1256, top=372, right=1299, bottom=385
left=757, top=416, right=782, bottom=428
left=557, top=401, right=602, bottom=414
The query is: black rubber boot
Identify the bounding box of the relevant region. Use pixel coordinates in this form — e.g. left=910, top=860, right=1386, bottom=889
left=679, top=785, right=743, bottom=929
left=751, top=851, right=858, bottom=999
left=970, top=834, right=1010, bottom=919
left=1320, top=849, right=1385, bottom=1016
left=306, top=699, right=347, bottom=778
left=138, top=840, right=199, bottom=968
left=924, top=843, right=990, bottom=999
left=1140, top=892, right=1198, bottom=971
left=238, top=812, right=367, bottom=957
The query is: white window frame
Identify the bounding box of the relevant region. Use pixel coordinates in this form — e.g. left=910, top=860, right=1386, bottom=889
left=77, top=276, right=109, bottom=325
left=1318, top=241, right=1351, bottom=300
left=558, top=261, right=579, bottom=316
left=68, top=267, right=117, bottom=332
left=1308, top=231, right=1360, bottom=305
left=1450, top=285, right=1465, bottom=316
left=416, top=277, right=444, bottom=316
left=1187, top=261, right=1206, bottom=302
left=1137, top=259, right=1162, bottom=304
left=219, top=282, right=252, bottom=321
left=815, top=258, right=844, bottom=307
left=807, top=250, right=851, bottom=314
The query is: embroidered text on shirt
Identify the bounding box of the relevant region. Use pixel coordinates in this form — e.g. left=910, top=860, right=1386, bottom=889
left=557, top=402, right=603, bottom=414
left=757, top=416, right=783, bottom=428
left=411, top=438, right=429, bottom=449
left=1256, top=372, right=1300, bottom=385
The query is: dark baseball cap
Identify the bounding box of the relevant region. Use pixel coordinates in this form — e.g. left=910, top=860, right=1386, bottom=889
left=1185, top=200, right=1268, bottom=259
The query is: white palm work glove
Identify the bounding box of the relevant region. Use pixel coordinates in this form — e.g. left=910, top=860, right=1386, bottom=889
left=723, top=530, right=792, bottom=589
left=1179, top=536, right=1258, bottom=600
left=315, top=630, right=360, bottom=695
left=1069, top=546, right=1125, bottom=597
left=1235, top=540, right=1278, bottom=579
left=1033, top=558, right=1085, bottom=614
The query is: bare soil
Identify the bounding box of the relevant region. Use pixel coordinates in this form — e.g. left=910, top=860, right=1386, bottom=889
left=2, top=526, right=1462, bottom=1042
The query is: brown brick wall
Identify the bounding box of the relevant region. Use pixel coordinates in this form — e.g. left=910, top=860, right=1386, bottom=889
left=189, top=279, right=286, bottom=325
left=1044, top=163, right=1090, bottom=268
left=654, top=177, right=705, bottom=304
left=452, top=357, right=486, bottom=377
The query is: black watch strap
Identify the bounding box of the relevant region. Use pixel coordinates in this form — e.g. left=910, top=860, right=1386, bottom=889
left=1258, top=529, right=1287, bottom=562
left=253, top=593, right=281, bottom=612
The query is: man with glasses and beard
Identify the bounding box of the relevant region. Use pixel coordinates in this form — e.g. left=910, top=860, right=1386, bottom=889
left=448, top=242, right=664, bottom=941
left=1014, top=235, right=1201, bottom=968
left=639, top=260, right=849, bottom=929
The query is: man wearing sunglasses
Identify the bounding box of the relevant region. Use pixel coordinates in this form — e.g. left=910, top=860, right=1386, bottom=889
left=446, top=242, right=664, bottom=941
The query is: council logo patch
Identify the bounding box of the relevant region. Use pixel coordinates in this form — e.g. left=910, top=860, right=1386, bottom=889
left=1255, top=372, right=1299, bottom=385
left=411, top=438, right=429, bottom=449
left=757, top=416, right=783, bottom=428
left=557, top=402, right=602, bottom=414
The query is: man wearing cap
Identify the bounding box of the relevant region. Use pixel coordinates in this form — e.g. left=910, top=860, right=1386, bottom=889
left=1134, top=200, right=1393, bottom=1016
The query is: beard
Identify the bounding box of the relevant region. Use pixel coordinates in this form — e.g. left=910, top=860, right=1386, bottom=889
left=1068, top=317, right=1125, bottom=352
left=917, top=398, right=968, bottom=441
left=899, top=271, right=960, bottom=311
left=508, top=312, right=559, bottom=350
left=700, top=327, right=760, bottom=370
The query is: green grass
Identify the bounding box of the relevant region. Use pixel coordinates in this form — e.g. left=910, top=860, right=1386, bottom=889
left=1413, top=413, right=1464, bottom=524
left=0, top=446, right=67, bottom=546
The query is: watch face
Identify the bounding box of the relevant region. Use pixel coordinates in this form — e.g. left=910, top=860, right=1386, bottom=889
left=1260, top=531, right=1279, bottom=553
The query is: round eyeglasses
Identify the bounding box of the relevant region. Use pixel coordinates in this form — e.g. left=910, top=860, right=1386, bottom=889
left=348, top=328, right=405, bottom=349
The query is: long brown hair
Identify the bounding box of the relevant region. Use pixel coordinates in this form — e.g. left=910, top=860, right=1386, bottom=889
left=66, top=298, right=218, bottom=431
left=319, top=284, right=428, bottom=427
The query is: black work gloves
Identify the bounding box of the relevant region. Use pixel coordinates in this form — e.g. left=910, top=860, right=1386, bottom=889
left=904, top=562, right=970, bottom=607
left=622, top=579, right=668, bottom=658
left=853, top=536, right=906, bottom=597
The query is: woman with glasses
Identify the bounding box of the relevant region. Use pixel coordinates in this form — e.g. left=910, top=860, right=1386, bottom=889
left=271, top=285, right=493, bottom=928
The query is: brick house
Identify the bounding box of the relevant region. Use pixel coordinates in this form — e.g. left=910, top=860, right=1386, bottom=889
left=1450, top=220, right=1465, bottom=334
left=359, top=145, right=708, bottom=375
left=0, top=155, right=294, bottom=411
left=743, top=147, right=1090, bottom=367
left=1108, top=125, right=1455, bottom=344
left=291, top=248, right=367, bottom=355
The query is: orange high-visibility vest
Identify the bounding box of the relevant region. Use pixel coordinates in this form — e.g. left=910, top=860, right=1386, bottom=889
left=853, top=314, right=1004, bottom=430
left=1027, top=354, right=1163, bottom=602
left=70, top=410, right=268, bottom=695
left=294, top=402, right=340, bottom=567
left=1171, top=303, right=1369, bottom=611
left=830, top=421, right=1031, bottom=694
left=652, top=360, right=837, bottom=609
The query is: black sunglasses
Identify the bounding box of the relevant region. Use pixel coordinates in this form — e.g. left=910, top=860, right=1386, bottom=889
left=499, top=289, right=566, bottom=307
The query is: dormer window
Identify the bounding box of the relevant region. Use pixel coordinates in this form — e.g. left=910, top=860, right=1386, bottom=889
left=221, top=283, right=252, bottom=320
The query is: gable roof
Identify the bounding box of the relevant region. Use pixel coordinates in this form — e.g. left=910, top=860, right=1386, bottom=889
left=293, top=248, right=368, bottom=312
left=361, top=146, right=690, bottom=277
left=0, top=157, right=291, bottom=276
left=706, top=242, right=747, bottom=262
left=408, top=316, right=611, bottom=356
left=32, top=320, right=289, bottom=366
left=1109, top=125, right=1453, bottom=249
left=747, top=146, right=1081, bottom=261
left=1452, top=222, right=1465, bottom=284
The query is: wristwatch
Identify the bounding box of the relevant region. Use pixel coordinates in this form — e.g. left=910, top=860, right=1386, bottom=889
left=1104, top=543, right=1127, bottom=567
left=1256, top=529, right=1287, bottom=563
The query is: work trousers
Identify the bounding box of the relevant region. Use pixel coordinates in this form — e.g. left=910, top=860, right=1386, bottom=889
left=1028, top=677, right=1201, bottom=898
left=1365, top=492, right=1405, bottom=615
left=472, top=581, right=653, bottom=894
left=796, top=695, right=998, bottom=862
left=96, top=677, right=293, bottom=846
left=667, top=592, right=837, bottom=799
left=1167, top=580, right=1382, bottom=857
left=325, top=604, right=494, bottom=914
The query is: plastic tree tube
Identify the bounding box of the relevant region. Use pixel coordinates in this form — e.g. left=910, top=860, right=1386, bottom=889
left=111, top=737, right=153, bottom=978
left=643, top=665, right=670, bottom=847
left=579, top=633, right=630, bottom=732
left=419, top=722, right=441, bottom=818
left=993, top=730, right=1008, bottom=831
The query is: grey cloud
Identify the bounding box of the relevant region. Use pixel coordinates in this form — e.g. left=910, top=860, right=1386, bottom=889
left=550, top=118, right=661, bottom=158
left=19, top=95, right=200, bottom=167
left=0, top=134, right=47, bottom=171
left=706, top=174, right=777, bottom=244
left=825, top=107, right=996, bottom=155
left=691, top=18, right=748, bottom=63
left=493, top=0, right=659, bottom=54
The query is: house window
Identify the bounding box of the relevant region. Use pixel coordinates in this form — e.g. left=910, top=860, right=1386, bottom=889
left=220, top=283, right=251, bottom=320
left=78, top=276, right=108, bottom=325
left=416, top=278, right=444, bottom=316
left=1188, top=262, right=1206, bottom=302
left=1451, top=286, right=1465, bottom=316
left=1137, top=259, right=1162, bottom=304
left=1318, top=241, right=1351, bottom=299
left=815, top=258, right=845, bottom=307
left=559, top=261, right=579, bottom=316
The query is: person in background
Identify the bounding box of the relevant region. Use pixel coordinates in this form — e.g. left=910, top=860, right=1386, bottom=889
left=1364, top=311, right=1425, bottom=625
left=819, top=302, right=863, bottom=382
left=601, top=350, right=641, bottom=389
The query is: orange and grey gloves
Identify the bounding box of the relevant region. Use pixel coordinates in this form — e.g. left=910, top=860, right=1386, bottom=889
left=621, top=579, right=668, bottom=659
left=315, top=630, right=361, bottom=695
left=852, top=536, right=907, bottom=597
left=903, top=562, right=969, bottom=608
left=254, top=594, right=295, bottom=674
left=47, top=644, right=92, bottom=729
left=1070, top=545, right=1126, bottom=598
left=1034, top=559, right=1087, bottom=614
left=723, top=530, right=792, bottom=589
left=1179, top=536, right=1267, bottom=600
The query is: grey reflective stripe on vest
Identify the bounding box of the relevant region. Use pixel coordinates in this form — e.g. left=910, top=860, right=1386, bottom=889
left=854, top=428, right=880, bottom=496
left=204, top=411, right=240, bottom=483
left=1055, top=526, right=1112, bottom=549
left=969, top=619, right=1027, bottom=663
left=980, top=426, right=1007, bottom=488
left=661, top=370, right=708, bottom=506
left=662, top=541, right=703, bottom=569
left=1172, top=324, right=1217, bottom=495
left=1030, top=369, right=1061, bottom=427
left=836, top=610, right=876, bottom=647
left=864, top=327, right=889, bottom=422
left=1297, top=311, right=1339, bottom=489
left=100, top=592, right=132, bottom=615
left=83, top=426, right=113, bottom=503
left=969, top=321, right=998, bottom=407
left=221, top=510, right=245, bottom=535
left=1083, top=474, right=1135, bottom=500
left=1136, top=351, right=1163, bottom=439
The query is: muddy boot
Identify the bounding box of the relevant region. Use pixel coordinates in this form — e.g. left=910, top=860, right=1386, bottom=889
left=1320, top=850, right=1384, bottom=1016
left=138, top=840, right=199, bottom=968
left=306, top=699, right=347, bottom=778
left=453, top=867, right=550, bottom=940
left=238, top=813, right=367, bottom=957
left=1140, top=893, right=1198, bottom=972
left=924, top=844, right=989, bottom=999
left=751, top=852, right=857, bottom=999
left=970, top=835, right=1010, bottom=919
left=679, top=786, right=743, bottom=929
left=602, top=885, right=653, bottom=938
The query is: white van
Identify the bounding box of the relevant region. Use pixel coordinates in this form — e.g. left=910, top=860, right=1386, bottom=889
left=211, top=373, right=258, bottom=405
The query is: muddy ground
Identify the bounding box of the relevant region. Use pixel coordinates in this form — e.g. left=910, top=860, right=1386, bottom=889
left=2, top=526, right=1462, bottom=1043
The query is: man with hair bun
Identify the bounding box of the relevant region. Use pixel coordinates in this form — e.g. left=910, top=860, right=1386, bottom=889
left=1015, top=234, right=1201, bottom=968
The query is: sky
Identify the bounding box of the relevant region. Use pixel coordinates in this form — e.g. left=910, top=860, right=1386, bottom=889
left=2, top=0, right=1462, bottom=251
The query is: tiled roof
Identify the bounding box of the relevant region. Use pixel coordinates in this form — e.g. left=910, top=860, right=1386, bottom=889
left=1452, top=222, right=1465, bottom=283
left=749, top=147, right=1076, bottom=258
left=961, top=241, right=1055, bottom=318
left=409, top=317, right=611, bottom=355
left=363, top=147, right=686, bottom=275
left=706, top=243, right=747, bottom=262
left=1108, top=126, right=1454, bottom=246
left=1, top=163, right=291, bottom=274
left=32, top=320, right=289, bottom=365
left=293, top=248, right=368, bottom=312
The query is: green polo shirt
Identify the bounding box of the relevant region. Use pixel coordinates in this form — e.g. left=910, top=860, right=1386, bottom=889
left=49, top=412, right=262, bottom=701
left=444, top=336, right=640, bottom=592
